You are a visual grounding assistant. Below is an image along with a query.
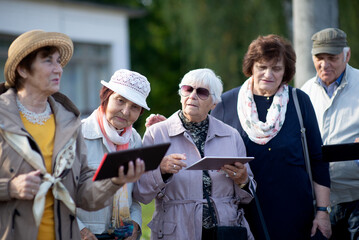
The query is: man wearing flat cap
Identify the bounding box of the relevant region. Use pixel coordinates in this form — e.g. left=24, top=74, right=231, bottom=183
left=302, top=28, right=359, bottom=239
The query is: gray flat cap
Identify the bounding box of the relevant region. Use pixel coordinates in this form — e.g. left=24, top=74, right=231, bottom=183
left=311, top=28, right=348, bottom=55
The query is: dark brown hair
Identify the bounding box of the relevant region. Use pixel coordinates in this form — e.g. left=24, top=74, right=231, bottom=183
left=15, top=46, right=59, bottom=90
left=242, top=34, right=296, bottom=84
left=99, top=86, right=114, bottom=112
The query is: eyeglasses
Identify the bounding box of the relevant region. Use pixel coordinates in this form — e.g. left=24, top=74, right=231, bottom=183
left=180, top=85, right=212, bottom=100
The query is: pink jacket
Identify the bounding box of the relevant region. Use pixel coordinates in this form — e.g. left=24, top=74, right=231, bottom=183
left=133, top=111, right=255, bottom=240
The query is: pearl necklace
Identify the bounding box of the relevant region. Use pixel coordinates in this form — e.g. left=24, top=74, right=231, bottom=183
left=16, top=97, right=52, bottom=125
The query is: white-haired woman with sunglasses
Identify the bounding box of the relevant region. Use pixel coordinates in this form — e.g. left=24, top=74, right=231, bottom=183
left=133, top=68, right=255, bottom=240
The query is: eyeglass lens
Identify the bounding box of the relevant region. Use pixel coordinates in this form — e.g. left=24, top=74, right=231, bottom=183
left=180, top=85, right=210, bottom=100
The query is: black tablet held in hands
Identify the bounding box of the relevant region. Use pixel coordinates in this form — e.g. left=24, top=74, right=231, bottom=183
left=92, top=142, right=171, bottom=181
left=186, top=156, right=254, bottom=170
left=321, top=142, right=359, bottom=162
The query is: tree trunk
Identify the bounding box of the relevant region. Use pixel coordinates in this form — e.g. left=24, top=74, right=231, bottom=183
left=293, top=0, right=339, bottom=87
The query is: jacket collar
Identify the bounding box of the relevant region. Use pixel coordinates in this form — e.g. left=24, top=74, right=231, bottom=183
left=166, top=110, right=235, bottom=139
left=0, top=87, right=29, bottom=135
left=81, top=109, right=138, bottom=151
left=315, top=64, right=349, bottom=91
left=50, top=94, right=81, bottom=157
left=0, top=85, right=82, bottom=157
left=81, top=110, right=103, bottom=140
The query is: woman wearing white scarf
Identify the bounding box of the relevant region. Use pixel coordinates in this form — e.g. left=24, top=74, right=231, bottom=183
left=212, top=35, right=331, bottom=239
left=1, top=30, right=144, bottom=240
left=77, top=69, right=151, bottom=240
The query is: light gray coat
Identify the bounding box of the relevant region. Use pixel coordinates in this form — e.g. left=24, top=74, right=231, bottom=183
left=302, top=64, right=359, bottom=205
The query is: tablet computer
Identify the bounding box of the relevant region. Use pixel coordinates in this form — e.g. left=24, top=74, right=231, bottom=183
left=185, top=156, right=254, bottom=170
left=93, top=142, right=171, bottom=181
left=321, top=142, right=359, bottom=162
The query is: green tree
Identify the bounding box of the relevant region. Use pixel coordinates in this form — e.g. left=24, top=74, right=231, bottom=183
left=128, top=0, right=289, bottom=134
left=339, top=0, right=359, bottom=69
left=79, top=1, right=359, bottom=136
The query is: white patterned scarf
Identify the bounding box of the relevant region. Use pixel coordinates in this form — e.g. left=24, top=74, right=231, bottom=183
left=237, top=77, right=289, bottom=145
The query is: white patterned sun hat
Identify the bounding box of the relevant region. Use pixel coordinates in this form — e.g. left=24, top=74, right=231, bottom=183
left=101, top=69, right=151, bottom=110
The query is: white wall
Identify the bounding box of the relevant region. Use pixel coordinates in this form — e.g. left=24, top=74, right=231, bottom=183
left=0, top=0, right=131, bottom=72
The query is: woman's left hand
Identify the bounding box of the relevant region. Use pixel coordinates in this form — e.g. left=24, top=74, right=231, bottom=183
left=111, top=158, right=145, bottom=186
left=145, top=114, right=166, bottom=128
left=221, top=162, right=248, bottom=186
left=311, top=211, right=332, bottom=238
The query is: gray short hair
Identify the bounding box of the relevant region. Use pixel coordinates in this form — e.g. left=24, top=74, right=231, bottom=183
left=178, top=68, right=223, bottom=104
left=343, top=47, right=350, bottom=62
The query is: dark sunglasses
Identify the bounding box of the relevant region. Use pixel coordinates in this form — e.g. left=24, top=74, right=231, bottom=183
left=180, top=85, right=212, bottom=100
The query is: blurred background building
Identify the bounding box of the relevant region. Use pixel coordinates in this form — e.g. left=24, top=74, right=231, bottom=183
left=0, top=0, right=145, bottom=115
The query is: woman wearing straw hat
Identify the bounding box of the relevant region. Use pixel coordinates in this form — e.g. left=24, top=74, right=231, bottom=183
left=0, top=30, right=145, bottom=240
left=77, top=69, right=151, bottom=240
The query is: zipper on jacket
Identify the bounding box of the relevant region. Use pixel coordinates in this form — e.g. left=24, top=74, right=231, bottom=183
left=69, top=214, right=75, bottom=239
left=57, top=201, right=62, bottom=240
left=11, top=209, right=20, bottom=231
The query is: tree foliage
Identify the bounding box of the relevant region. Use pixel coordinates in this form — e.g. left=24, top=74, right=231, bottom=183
left=338, top=0, right=359, bottom=69
left=80, top=0, right=358, bottom=136
left=127, top=0, right=289, bottom=134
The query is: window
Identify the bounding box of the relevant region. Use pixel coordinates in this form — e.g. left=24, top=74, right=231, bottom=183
left=0, top=34, right=110, bottom=116
left=61, top=42, right=110, bottom=116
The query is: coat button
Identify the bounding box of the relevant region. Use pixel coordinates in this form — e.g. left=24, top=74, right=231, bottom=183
left=10, top=168, right=14, bottom=173
left=268, top=148, right=271, bottom=151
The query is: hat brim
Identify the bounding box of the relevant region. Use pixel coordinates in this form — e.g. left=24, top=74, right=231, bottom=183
left=312, top=46, right=343, bottom=55
left=101, top=80, right=150, bottom=110
left=4, top=30, right=73, bottom=88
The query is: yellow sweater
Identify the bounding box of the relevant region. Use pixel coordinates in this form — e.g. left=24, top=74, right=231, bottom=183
left=21, top=113, right=56, bottom=240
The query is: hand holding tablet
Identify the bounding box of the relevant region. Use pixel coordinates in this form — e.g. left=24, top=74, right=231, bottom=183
left=93, top=143, right=171, bottom=181
left=186, top=156, right=254, bottom=170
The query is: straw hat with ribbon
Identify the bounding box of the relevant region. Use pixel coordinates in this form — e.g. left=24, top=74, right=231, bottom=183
left=4, top=29, right=73, bottom=88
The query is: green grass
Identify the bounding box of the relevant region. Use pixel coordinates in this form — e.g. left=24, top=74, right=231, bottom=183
left=140, top=200, right=155, bottom=240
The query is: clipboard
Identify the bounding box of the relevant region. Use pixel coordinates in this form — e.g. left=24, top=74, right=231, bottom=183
left=321, top=142, right=359, bottom=162
left=186, top=156, right=254, bottom=170
left=93, top=142, right=171, bottom=181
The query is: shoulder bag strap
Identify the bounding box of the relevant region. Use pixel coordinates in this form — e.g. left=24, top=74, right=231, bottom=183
left=249, top=182, right=271, bottom=240
left=292, top=88, right=316, bottom=212
left=203, top=175, right=271, bottom=240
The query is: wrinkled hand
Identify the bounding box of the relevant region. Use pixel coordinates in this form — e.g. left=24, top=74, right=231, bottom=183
left=9, top=170, right=41, bottom=200
left=160, top=153, right=187, bottom=174
left=111, top=158, right=145, bottom=186
left=80, top=227, right=97, bottom=240
left=221, top=162, right=248, bottom=186
left=124, top=221, right=140, bottom=240
left=145, top=114, right=166, bottom=128
left=311, top=211, right=332, bottom=238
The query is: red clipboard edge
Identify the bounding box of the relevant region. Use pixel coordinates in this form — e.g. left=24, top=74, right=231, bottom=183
left=92, top=153, right=108, bottom=181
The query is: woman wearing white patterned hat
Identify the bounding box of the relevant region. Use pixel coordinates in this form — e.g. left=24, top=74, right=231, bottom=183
left=77, top=69, right=151, bottom=240
left=0, top=30, right=145, bottom=240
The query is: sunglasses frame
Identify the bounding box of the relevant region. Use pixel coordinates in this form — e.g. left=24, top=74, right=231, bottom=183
left=180, top=85, right=212, bottom=100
